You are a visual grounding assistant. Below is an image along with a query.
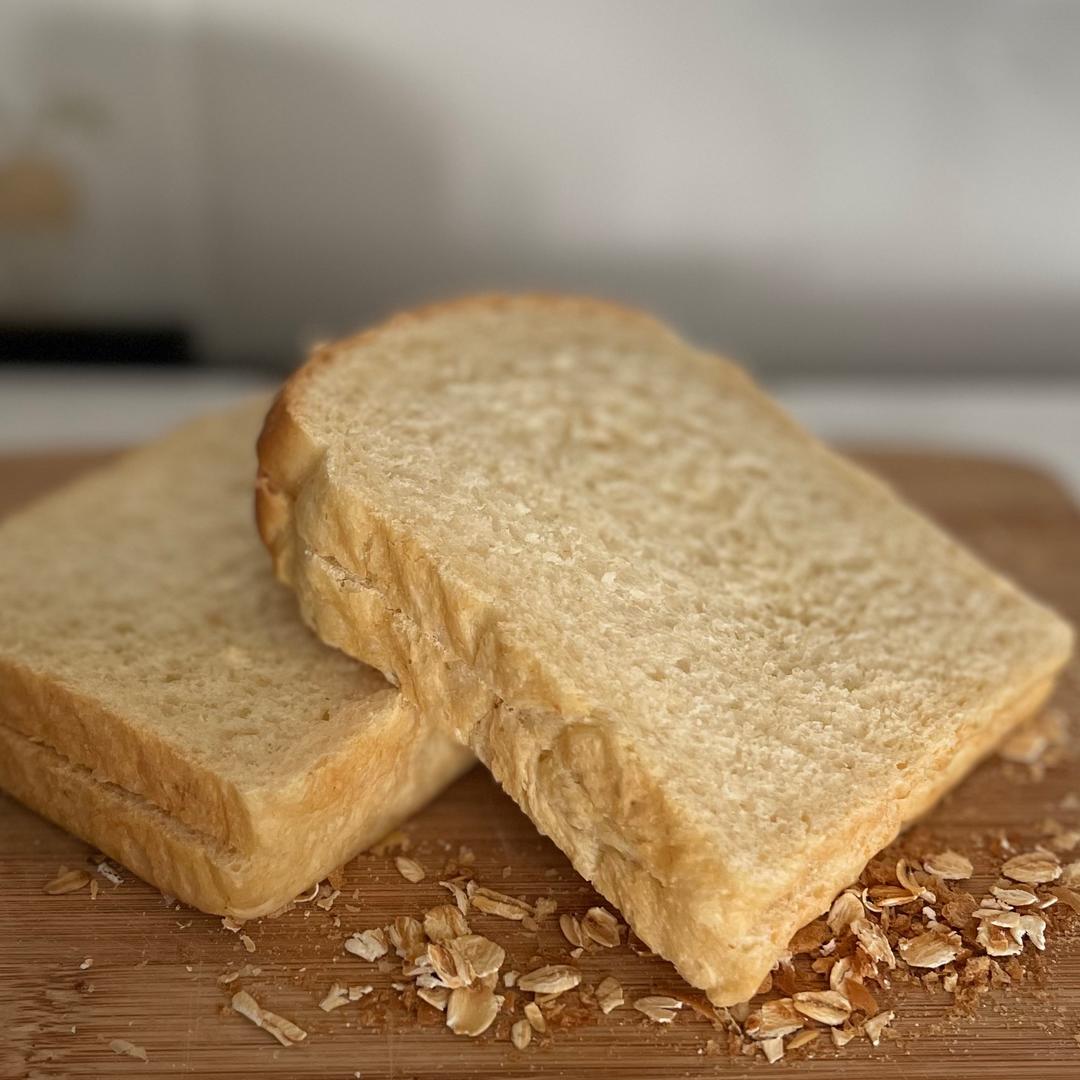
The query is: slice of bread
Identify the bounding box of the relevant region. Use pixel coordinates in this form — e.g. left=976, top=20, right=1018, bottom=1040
left=0, top=400, right=472, bottom=917
left=257, top=295, right=1073, bottom=1004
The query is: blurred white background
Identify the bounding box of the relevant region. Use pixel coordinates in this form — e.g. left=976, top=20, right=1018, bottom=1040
left=1, top=1, right=1078, bottom=487
left=3, top=0, right=1079, bottom=371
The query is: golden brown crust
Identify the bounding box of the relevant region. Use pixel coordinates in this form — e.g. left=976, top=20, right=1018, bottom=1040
left=0, top=714, right=472, bottom=918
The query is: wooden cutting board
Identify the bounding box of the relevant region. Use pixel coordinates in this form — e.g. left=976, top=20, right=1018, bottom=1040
left=1, top=448, right=1078, bottom=1080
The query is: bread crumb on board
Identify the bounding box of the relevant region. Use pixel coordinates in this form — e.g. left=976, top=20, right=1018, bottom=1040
left=109, top=1038, right=148, bottom=1061
left=230, top=990, right=307, bottom=1046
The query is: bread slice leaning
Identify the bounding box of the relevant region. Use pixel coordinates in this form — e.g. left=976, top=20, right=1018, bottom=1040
left=256, top=294, right=1074, bottom=1004
left=0, top=400, right=472, bottom=917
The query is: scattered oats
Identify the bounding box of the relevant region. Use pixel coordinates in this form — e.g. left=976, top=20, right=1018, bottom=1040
left=977, top=921, right=1022, bottom=957
left=96, top=861, right=123, bottom=886
left=517, top=965, right=581, bottom=996
left=865, top=884, right=919, bottom=908
left=293, top=883, right=319, bottom=903
left=388, top=916, right=426, bottom=961
left=501, top=865, right=512, bottom=879
left=1015, top=913, right=1047, bottom=950
left=596, top=976, right=624, bottom=1014
left=109, top=1039, right=148, bottom=1062
left=569, top=946, right=584, bottom=959
left=511, top=1018, right=532, bottom=1050
left=820, top=938, right=837, bottom=956
left=457, top=845, right=476, bottom=866
left=863, top=1010, right=894, bottom=1046
left=827, top=891, right=864, bottom=934
left=395, top=856, right=426, bottom=884
left=991, top=885, right=1038, bottom=906
left=439, top=879, right=470, bottom=914
left=831, top=1025, right=857, bottom=1047
left=79, top=958, right=93, bottom=970
left=634, top=995, right=684, bottom=1024
left=792, top=990, right=851, bottom=1026
left=581, top=907, right=621, bottom=948
left=344, top=928, right=389, bottom=962
left=560, top=914, right=584, bottom=948
left=221, top=916, right=243, bottom=933
left=319, top=983, right=352, bottom=1012
left=467, top=884, right=533, bottom=921
left=761, top=1036, right=785, bottom=1064
left=942, top=971, right=958, bottom=992
left=417, top=986, right=450, bottom=1012
left=327, top=865, right=347, bottom=889
left=218, top=964, right=261, bottom=985
left=787, top=1029, right=821, bottom=1051
left=315, top=888, right=341, bottom=911
left=43, top=869, right=90, bottom=895
left=828, top=955, right=853, bottom=993
left=746, top=998, right=803, bottom=1039
left=446, top=984, right=502, bottom=1037
left=898, top=929, right=962, bottom=968
left=896, top=858, right=934, bottom=900
left=239, top=933, right=256, bottom=954
left=524, top=1000, right=546, bottom=1032
left=852, top=918, right=896, bottom=968
left=1002, top=851, right=1061, bottom=885
left=923, top=850, right=973, bottom=881
left=428, top=943, right=471, bottom=988
left=369, top=829, right=410, bottom=855
left=424, top=904, right=469, bottom=943
left=89, top=879, right=99, bottom=901
left=230, top=990, right=307, bottom=1046
left=503, top=970, right=518, bottom=988
left=451, top=934, right=505, bottom=979
left=974, top=908, right=1021, bottom=927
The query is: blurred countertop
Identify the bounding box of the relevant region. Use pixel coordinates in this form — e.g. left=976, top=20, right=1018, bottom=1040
left=2, top=366, right=1078, bottom=499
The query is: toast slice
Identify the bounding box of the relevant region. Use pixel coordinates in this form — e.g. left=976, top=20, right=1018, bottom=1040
left=256, top=295, right=1073, bottom=1004
left=0, top=400, right=472, bottom=917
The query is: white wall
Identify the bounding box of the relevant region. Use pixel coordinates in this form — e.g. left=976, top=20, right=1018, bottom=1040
left=2, top=0, right=1078, bottom=372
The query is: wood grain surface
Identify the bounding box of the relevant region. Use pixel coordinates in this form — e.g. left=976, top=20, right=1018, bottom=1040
left=1, top=448, right=1078, bottom=1079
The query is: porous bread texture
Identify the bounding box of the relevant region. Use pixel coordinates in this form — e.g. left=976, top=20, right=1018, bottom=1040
left=257, top=294, right=1074, bottom=1003
left=0, top=400, right=472, bottom=916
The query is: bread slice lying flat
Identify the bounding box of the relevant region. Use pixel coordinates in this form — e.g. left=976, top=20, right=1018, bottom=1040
left=256, top=295, right=1073, bottom=1004
left=0, top=400, right=472, bottom=917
